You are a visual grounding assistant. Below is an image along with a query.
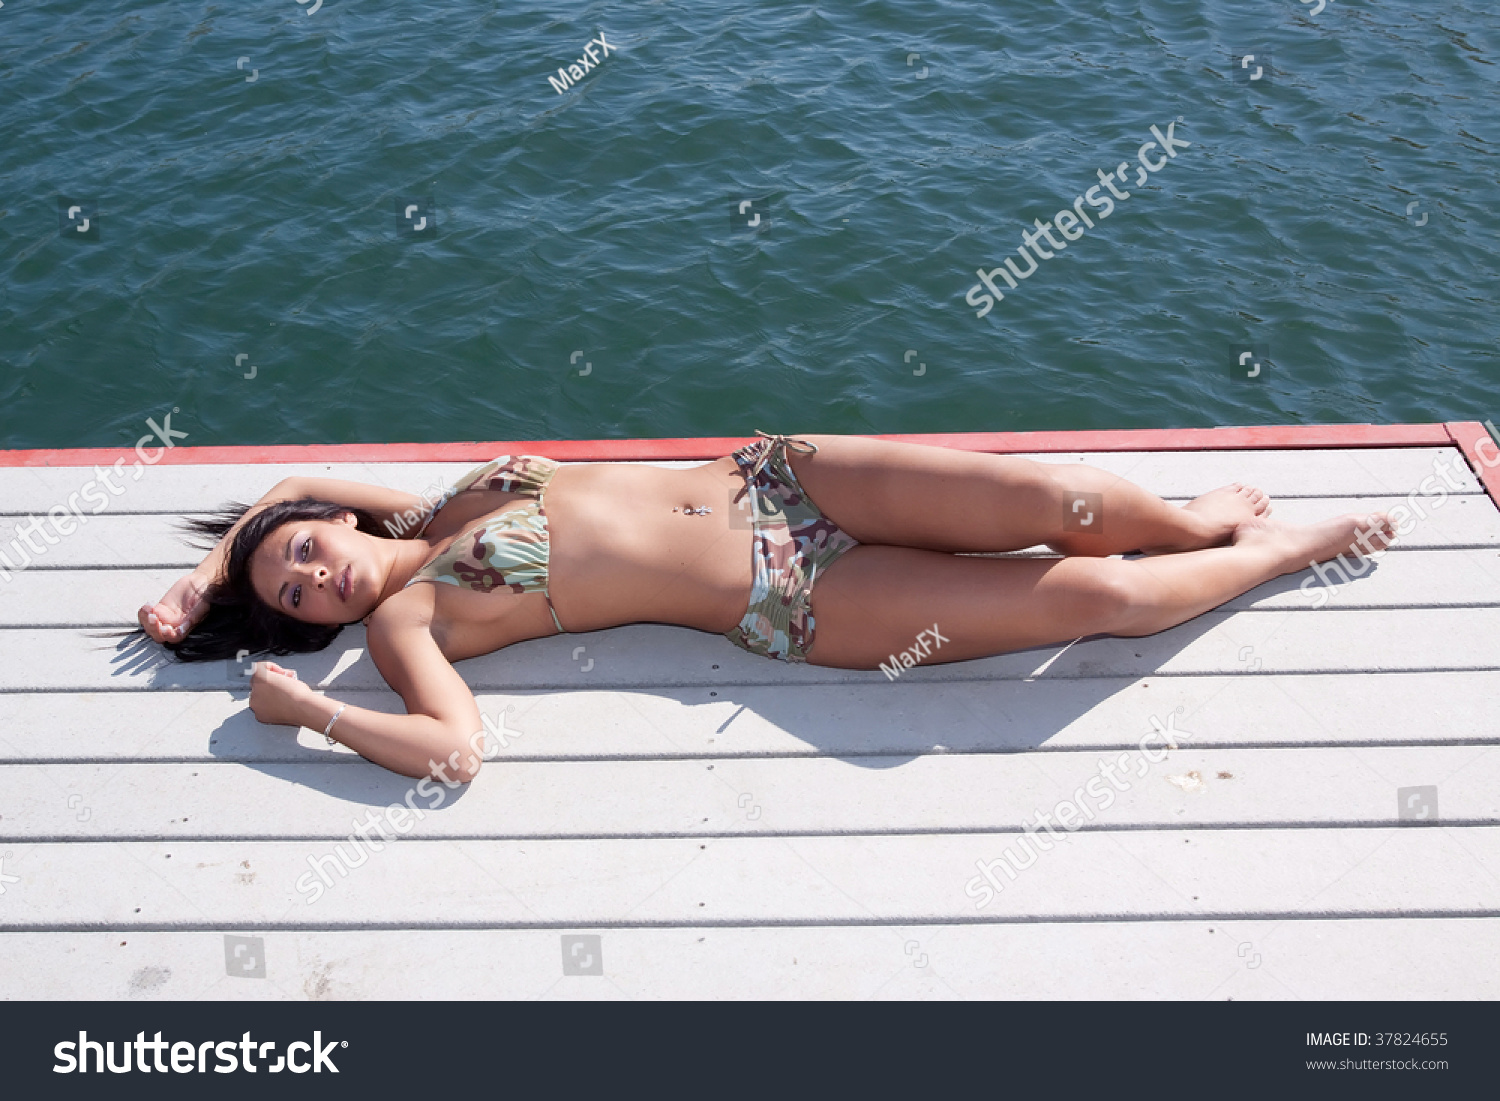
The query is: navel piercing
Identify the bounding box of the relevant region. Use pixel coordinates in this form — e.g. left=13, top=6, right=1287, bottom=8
left=673, top=505, right=714, bottom=515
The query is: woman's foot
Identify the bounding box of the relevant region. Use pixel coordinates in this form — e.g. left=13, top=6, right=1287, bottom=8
left=1140, top=484, right=1271, bottom=554
left=1232, top=512, right=1397, bottom=573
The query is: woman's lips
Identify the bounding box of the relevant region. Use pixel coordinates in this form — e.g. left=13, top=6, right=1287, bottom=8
left=340, top=565, right=350, bottom=602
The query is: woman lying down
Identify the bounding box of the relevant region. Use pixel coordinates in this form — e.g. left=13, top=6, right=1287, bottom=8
left=132, top=432, right=1393, bottom=780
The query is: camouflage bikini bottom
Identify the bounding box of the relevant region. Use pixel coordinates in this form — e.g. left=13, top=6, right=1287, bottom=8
left=722, top=431, right=861, bottom=663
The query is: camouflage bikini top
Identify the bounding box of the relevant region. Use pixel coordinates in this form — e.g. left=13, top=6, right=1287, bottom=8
left=404, top=455, right=565, bottom=632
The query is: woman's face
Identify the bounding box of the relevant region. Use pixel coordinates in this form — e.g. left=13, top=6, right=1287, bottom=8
left=249, top=514, right=377, bottom=625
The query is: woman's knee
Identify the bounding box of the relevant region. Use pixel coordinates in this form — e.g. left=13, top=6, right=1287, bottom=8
left=985, top=458, right=1067, bottom=535
left=1039, top=462, right=1134, bottom=552
left=1063, top=562, right=1147, bottom=636
left=1096, top=566, right=1170, bottom=637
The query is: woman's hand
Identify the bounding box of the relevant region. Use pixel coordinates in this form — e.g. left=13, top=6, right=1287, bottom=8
left=138, top=570, right=211, bottom=645
left=248, top=661, right=318, bottom=727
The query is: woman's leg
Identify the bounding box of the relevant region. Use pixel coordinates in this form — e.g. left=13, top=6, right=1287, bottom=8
left=803, top=512, right=1394, bottom=669
left=786, top=434, right=1269, bottom=557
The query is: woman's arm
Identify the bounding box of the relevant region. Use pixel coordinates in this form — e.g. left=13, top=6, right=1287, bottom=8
left=248, top=589, right=486, bottom=781
left=139, top=475, right=438, bottom=644
left=139, top=476, right=308, bottom=644
left=281, top=477, right=439, bottom=539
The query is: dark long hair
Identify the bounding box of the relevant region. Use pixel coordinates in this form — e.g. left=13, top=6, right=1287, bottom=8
left=105, top=497, right=390, bottom=663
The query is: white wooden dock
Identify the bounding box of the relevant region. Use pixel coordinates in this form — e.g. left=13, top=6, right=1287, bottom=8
left=3, top=434, right=1499, bottom=999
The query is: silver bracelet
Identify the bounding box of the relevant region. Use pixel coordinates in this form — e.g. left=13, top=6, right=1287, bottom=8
left=323, top=703, right=348, bottom=746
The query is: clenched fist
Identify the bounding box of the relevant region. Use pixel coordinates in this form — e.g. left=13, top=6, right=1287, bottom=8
left=248, top=661, right=316, bottom=727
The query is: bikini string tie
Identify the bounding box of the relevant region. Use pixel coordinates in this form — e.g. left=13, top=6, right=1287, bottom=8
left=746, top=429, right=819, bottom=483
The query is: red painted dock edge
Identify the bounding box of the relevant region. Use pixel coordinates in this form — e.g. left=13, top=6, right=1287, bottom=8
left=1448, top=421, right=1500, bottom=508
left=2, top=421, right=1497, bottom=505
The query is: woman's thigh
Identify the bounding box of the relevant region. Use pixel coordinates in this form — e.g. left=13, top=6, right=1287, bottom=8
left=786, top=434, right=1069, bottom=553
left=804, top=545, right=1131, bottom=669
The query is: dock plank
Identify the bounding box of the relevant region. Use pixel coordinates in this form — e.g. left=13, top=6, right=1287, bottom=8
left=3, top=919, right=1496, bottom=999
left=5, top=605, right=1500, bottom=692
left=1, top=669, right=1497, bottom=763
left=4, top=492, right=1497, bottom=569
left=0, top=447, right=1479, bottom=513
left=3, top=746, right=1497, bottom=840
left=3, top=827, right=1499, bottom=928
left=5, top=546, right=1500, bottom=627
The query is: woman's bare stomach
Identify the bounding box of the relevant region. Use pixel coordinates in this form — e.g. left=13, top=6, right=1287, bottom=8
left=418, top=456, right=755, bottom=654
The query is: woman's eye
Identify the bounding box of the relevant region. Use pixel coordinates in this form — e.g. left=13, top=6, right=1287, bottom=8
left=300, top=537, right=311, bottom=561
